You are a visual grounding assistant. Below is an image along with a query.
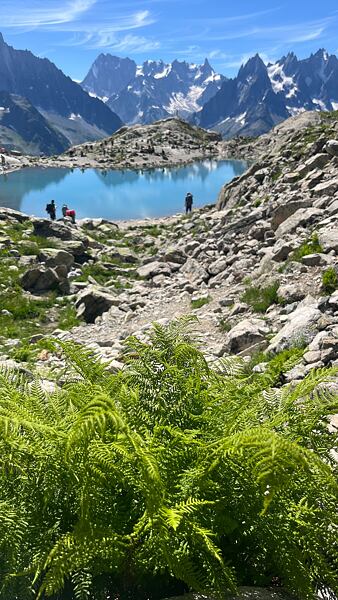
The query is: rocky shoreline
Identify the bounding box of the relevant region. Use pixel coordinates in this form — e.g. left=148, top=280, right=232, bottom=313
left=1, top=117, right=227, bottom=175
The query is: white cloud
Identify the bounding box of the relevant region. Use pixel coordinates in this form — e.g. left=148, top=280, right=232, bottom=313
left=103, top=34, right=160, bottom=53
left=0, top=0, right=96, bottom=27
left=78, top=32, right=160, bottom=52
left=195, top=17, right=333, bottom=44
left=61, top=9, right=158, bottom=50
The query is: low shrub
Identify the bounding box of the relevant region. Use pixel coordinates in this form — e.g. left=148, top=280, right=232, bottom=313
left=241, top=282, right=280, bottom=313
left=191, top=296, right=211, bottom=309
left=218, top=318, right=232, bottom=332
left=289, top=233, right=323, bottom=262
left=322, top=267, right=338, bottom=294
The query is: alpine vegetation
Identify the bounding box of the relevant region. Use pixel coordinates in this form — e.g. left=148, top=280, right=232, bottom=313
left=0, top=318, right=337, bottom=600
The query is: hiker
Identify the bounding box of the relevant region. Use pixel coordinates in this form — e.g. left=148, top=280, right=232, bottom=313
left=46, top=200, right=56, bottom=221
left=185, top=192, right=193, bottom=214
left=62, top=204, right=76, bottom=224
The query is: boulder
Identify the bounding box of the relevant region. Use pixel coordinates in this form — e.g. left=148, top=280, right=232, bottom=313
left=0, top=207, right=30, bottom=222
left=271, top=240, right=293, bottom=262
left=224, top=319, right=269, bottom=354
left=180, top=258, right=209, bottom=282
left=208, top=258, right=228, bottom=276
left=137, top=261, right=171, bottom=279
left=327, top=199, right=338, bottom=215
left=21, top=266, right=61, bottom=293
left=162, top=247, right=187, bottom=264
left=317, top=228, right=338, bottom=253
left=275, top=208, right=323, bottom=239
left=38, top=248, right=74, bottom=269
left=268, top=298, right=321, bottom=353
left=270, top=200, right=312, bottom=230
left=32, top=218, right=74, bottom=240
left=325, top=139, right=338, bottom=157
left=75, top=286, right=121, bottom=323
left=304, top=152, right=331, bottom=171
left=254, top=168, right=269, bottom=183
left=278, top=284, right=306, bottom=304
left=312, top=178, right=338, bottom=196
left=249, top=221, right=271, bottom=241
left=108, top=247, right=138, bottom=264
left=301, top=253, right=327, bottom=267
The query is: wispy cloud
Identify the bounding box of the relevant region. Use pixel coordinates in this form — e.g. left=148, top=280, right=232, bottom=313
left=197, top=7, right=283, bottom=25
left=190, top=17, right=333, bottom=44
left=98, top=33, right=160, bottom=52
left=68, top=31, right=160, bottom=52
left=0, top=0, right=96, bottom=27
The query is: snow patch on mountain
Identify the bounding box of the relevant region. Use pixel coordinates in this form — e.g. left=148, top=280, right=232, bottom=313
left=267, top=63, right=298, bottom=97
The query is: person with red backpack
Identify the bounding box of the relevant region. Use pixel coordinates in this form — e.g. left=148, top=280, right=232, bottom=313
left=62, top=204, right=76, bottom=224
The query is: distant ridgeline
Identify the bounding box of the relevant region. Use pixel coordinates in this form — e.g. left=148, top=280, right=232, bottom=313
left=82, top=49, right=338, bottom=138
left=1, top=31, right=338, bottom=156
left=0, top=33, right=122, bottom=156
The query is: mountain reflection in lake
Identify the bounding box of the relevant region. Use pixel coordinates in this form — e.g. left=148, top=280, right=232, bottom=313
left=0, top=160, right=247, bottom=220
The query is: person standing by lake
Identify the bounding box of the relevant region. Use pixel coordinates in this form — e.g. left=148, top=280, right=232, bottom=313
left=46, top=199, right=56, bottom=221
left=185, top=192, right=193, bottom=214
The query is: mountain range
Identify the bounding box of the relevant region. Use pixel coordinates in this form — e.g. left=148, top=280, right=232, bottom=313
left=82, top=49, right=338, bottom=139
left=1, top=32, right=338, bottom=155
left=0, top=33, right=122, bottom=155
left=82, top=56, right=224, bottom=125
left=197, top=49, right=338, bottom=137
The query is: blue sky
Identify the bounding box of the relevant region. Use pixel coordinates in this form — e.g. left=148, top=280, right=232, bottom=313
left=1, top=0, right=338, bottom=81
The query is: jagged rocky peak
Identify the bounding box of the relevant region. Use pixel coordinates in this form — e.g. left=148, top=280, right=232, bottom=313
left=82, top=53, right=136, bottom=98
left=238, top=53, right=267, bottom=78
left=81, top=54, right=224, bottom=125
left=198, top=46, right=338, bottom=139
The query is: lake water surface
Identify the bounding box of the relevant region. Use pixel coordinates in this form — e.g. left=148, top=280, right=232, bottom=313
left=0, top=159, right=247, bottom=220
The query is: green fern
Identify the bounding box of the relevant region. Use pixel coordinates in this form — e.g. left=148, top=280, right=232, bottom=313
left=0, top=318, right=336, bottom=599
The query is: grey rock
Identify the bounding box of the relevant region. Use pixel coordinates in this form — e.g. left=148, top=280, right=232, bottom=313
left=224, top=318, right=269, bottom=354
left=303, top=350, right=322, bottom=364
left=21, top=266, right=61, bottom=292
left=304, top=152, right=331, bottom=171
left=38, top=248, right=74, bottom=269
left=162, top=247, right=187, bottom=264
left=275, top=208, right=323, bottom=239
left=313, top=178, right=338, bottom=196
left=268, top=301, right=321, bottom=353
left=270, top=200, right=312, bottom=230
left=326, top=199, right=338, bottom=215
left=271, top=240, right=293, bottom=262
left=249, top=221, right=271, bottom=241
left=301, top=253, right=326, bottom=266
left=75, top=285, right=121, bottom=323
left=137, top=261, right=171, bottom=279
left=317, top=228, right=338, bottom=253
left=0, top=207, right=30, bottom=222
left=208, top=258, right=228, bottom=276
left=325, top=139, right=338, bottom=157
left=278, top=284, right=305, bottom=304
left=108, top=247, right=138, bottom=264
left=0, top=359, right=33, bottom=380
left=180, top=257, right=209, bottom=282
left=32, top=218, right=75, bottom=240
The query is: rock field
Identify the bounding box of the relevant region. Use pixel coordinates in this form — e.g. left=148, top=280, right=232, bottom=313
left=1, top=110, right=338, bottom=439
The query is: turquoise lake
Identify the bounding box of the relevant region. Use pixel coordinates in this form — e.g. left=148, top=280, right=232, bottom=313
left=0, top=160, right=247, bottom=220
